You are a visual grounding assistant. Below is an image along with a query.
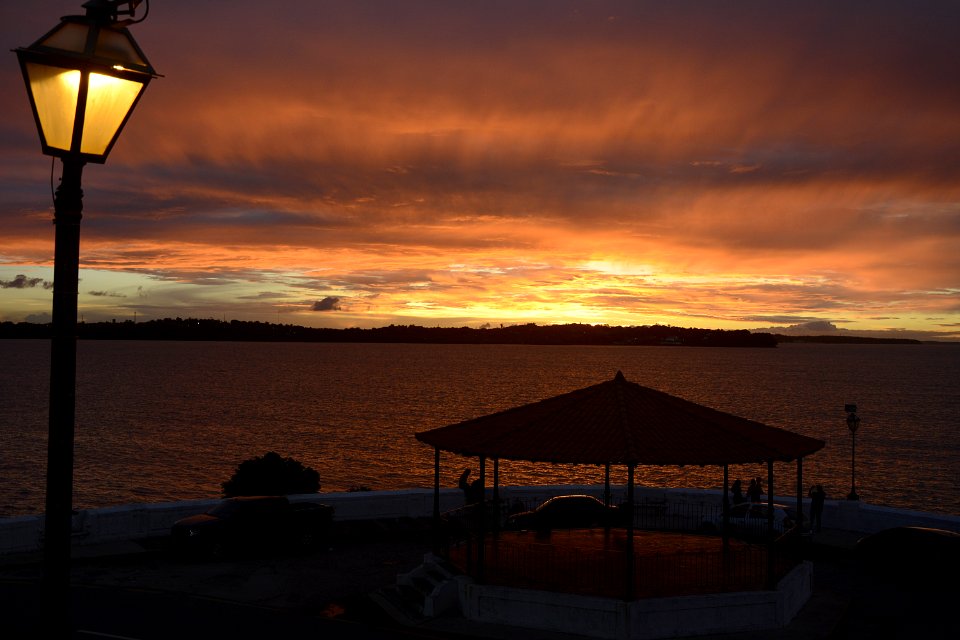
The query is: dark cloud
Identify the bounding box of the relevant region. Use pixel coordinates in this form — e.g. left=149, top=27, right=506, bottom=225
left=238, top=291, right=294, bottom=300
left=1, top=274, right=53, bottom=290
left=88, top=290, right=127, bottom=298
left=118, top=269, right=246, bottom=286
left=752, top=319, right=960, bottom=342
left=752, top=320, right=853, bottom=335
left=743, top=315, right=825, bottom=325
left=783, top=321, right=841, bottom=334
left=331, top=271, right=434, bottom=289
left=313, top=297, right=342, bottom=311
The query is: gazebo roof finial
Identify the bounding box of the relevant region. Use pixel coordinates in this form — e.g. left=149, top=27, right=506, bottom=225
left=614, top=370, right=626, bottom=382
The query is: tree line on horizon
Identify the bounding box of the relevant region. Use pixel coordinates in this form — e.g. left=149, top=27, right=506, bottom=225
left=0, top=317, right=921, bottom=346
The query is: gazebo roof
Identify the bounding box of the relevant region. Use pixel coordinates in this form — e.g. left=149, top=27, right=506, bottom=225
left=416, top=371, right=824, bottom=465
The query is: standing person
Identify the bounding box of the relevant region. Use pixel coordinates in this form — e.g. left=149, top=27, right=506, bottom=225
left=809, top=484, right=826, bottom=532
left=458, top=468, right=484, bottom=504
left=732, top=479, right=744, bottom=504
left=747, top=478, right=762, bottom=503
left=458, top=468, right=473, bottom=503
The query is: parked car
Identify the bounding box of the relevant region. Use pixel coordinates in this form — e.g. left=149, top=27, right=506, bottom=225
left=701, top=502, right=795, bottom=539
left=856, top=526, right=960, bottom=589
left=505, top=495, right=624, bottom=531
left=170, top=495, right=334, bottom=558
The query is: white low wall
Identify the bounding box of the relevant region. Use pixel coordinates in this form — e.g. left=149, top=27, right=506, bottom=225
left=1, top=485, right=957, bottom=556
left=463, top=583, right=633, bottom=639
left=460, top=562, right=814, bottom=640
left=0, top=489, right=463, bottom=556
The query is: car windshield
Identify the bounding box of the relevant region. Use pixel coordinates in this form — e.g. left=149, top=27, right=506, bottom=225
left=207, top=500, right=243, bottom=517
left=541, top=496, right=599, bottom=512
left=540, top=498, right=590, bottom=509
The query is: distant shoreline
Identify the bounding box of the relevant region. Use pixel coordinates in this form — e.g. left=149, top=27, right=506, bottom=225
left=772, top=334, right=930, bottom=345
left=0, top=318, right=932, bottom=346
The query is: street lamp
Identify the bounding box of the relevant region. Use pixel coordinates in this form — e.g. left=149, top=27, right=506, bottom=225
left=13, top=0, right=157, bottom=631
left=844, top=404, right=860, bottom=501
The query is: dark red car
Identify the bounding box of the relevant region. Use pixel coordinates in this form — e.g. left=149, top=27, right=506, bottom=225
left=170, top=495, right=333, bottom=558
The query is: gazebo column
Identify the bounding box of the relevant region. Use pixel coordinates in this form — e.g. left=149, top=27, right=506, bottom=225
left=477, top=455, right=486, bottom=583
left=493, top=457, right=500, bottom=534
left=722, top=464, right=729, bottom=550
left=604, top=463, right=611, bottom=507
left=626, top=463, right=636, bottom=600
left=796, top=456, right=804, bottom=531
left=432, top=447, right=441, bottom=554
left=766, top=459, right=775, bottom=589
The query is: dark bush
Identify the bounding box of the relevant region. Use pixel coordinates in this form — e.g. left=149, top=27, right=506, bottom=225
left=222, top=451, right=321, bottom=497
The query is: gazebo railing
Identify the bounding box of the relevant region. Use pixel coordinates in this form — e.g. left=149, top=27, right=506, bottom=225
left=631, top=498, right=723, bottom=532
left=446, top=495, right=725, bottom=530
left=437, top=496, right=804, bottom=599
left=441, top=496, right=796, bottom=542
left=446, top=535, right=800, bottom=600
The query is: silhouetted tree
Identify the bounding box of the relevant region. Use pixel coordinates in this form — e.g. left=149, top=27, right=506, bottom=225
left=222, top=451, right=320, bottom=497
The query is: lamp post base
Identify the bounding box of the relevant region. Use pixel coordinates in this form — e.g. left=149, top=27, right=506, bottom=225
left=847, top=490, right=859, bottom=501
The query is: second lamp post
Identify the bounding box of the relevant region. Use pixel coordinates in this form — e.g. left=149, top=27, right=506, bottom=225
left=844, top=404, right=861, bottom=501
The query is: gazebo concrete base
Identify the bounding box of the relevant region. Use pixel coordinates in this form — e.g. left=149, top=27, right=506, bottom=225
left=458, top=560, right=813, bottom=640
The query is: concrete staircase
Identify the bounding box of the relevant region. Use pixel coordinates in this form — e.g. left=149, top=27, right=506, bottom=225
left=371, top=553, right=464, bottom=623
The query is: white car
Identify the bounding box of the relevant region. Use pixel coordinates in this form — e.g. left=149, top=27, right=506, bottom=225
left=703, top=502, right=796, bottom=539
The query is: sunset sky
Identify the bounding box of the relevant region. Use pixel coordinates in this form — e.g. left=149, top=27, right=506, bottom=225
left=2, top=1, right=958, bottom=340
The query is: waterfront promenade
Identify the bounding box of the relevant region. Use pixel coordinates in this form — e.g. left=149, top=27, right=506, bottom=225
left=1, top=521, right=956, bottom=639
left=1, top=488, right=957, bottom=638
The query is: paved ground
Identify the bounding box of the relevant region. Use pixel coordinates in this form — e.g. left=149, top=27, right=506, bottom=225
left=1, top=521, right=957, bottom=639
left=1, top=519, right=433, bottom=636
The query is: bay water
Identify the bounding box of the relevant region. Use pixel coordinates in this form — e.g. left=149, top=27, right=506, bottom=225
left=0, top=340, right=957, bottom=518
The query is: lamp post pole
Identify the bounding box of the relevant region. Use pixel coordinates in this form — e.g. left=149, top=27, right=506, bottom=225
left=845, top=405, right=860, bottom=501
left=44, top=156, right=85, bottom=627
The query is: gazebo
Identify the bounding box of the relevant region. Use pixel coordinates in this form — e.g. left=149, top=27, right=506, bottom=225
left=415, top=370, right=825, bottom=598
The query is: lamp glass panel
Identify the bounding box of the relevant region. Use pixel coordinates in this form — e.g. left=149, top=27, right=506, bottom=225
left=80, top=72, right=144, bottom=156
left=26, top=63, right=80, bottom=152
left=95, top=29, right=146, bottom=67
left=39, top=22, right=90, bottom=54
